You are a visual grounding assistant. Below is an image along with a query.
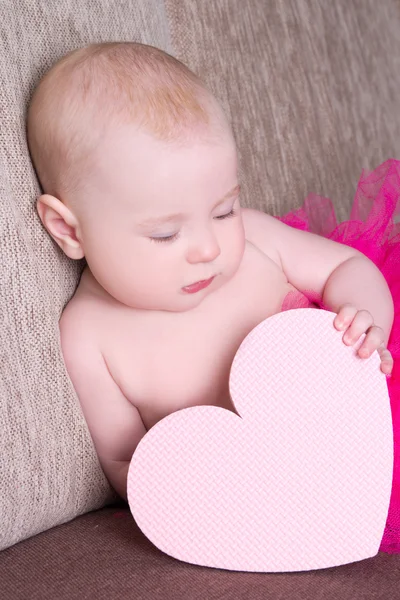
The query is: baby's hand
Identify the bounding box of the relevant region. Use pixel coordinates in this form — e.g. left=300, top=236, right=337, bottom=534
left=333, top=304, right=393, bottom=376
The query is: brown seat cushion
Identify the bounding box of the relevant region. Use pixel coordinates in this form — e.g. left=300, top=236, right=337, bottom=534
left=1, top=503, right=400, bottom=599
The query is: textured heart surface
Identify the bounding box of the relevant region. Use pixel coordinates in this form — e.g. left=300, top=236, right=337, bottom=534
left=127, top=309, right=393, bottom=572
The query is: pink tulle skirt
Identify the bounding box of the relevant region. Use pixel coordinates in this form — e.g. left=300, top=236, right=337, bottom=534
left=276, top=158, right=400, bottom=553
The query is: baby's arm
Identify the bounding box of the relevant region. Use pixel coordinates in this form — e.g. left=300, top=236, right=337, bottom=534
left=59, top=314, right=147, bottom=502
left=242, top=208, right=394, bottom=344
left=321, top=255, right=394, bottom=346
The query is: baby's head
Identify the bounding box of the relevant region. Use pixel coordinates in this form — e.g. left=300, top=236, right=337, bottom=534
left=27, top=42, right=245, bottom=312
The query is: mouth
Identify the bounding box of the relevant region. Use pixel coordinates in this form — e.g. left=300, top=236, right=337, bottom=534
left=182, top=276, right=215, bottom=294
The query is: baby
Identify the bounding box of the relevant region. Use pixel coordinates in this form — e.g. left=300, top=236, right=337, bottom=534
left=26, top=42, right=394, bottom=502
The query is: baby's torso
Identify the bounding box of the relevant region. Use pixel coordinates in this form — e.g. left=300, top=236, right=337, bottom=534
left=69, top=241, right=300, bottom=431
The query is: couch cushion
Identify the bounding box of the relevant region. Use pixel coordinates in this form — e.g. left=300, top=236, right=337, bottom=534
left=0, top=0, right=172, bottom=551
left=1, top=504, right=400, bottom=599
left=165, top=0, right=400, bottom=221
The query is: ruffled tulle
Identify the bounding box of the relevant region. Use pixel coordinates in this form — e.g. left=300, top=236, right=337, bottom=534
left=276, top=159, right=400, bottom=553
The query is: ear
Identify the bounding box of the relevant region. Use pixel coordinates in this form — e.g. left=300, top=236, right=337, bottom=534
left=36, top=194, right=85, bottom=259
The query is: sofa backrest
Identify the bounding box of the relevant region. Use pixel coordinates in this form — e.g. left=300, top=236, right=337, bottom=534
left=0, top=0, right=172, bottom=551
left=165, top=0, right=400, bottom=220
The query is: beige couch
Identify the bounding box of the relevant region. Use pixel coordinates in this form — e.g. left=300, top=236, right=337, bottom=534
left=1, top=1, right=400, bottom=597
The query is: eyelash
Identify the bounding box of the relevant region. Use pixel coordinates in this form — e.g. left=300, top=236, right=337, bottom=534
left=149, top=208, right=237, bottom=244
left=215, top=208, right=237, bottom=221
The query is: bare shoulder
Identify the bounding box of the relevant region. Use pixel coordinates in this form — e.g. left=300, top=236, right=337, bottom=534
left=58, top=264, right=118, bottom=348
left=241, top=207, right=283, bottom=267
left=58, top=289, right=99, bottom=359
left=59, top=297, right=104, bottom=392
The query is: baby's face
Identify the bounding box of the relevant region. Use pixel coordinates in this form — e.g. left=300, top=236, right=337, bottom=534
left=78, top=125, right=245, bottom=311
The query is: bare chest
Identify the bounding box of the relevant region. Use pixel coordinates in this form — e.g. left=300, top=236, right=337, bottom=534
left=92, top=243, right=296, bottom=430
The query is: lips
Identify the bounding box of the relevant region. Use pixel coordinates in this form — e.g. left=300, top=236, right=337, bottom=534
left=182, top=276, right=215, bottom=294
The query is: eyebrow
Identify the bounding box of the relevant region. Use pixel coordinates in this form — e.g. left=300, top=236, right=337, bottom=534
left=136, top=184, right=241, bottom=229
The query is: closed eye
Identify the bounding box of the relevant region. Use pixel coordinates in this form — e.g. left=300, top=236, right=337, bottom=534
left=149, top=208, right=237, bottom=243
left=215, top=208, right=237, bottom=220
left=149, top=232, right=180, bottom=243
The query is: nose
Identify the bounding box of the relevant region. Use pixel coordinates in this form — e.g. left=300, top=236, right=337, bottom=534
left=186, top=229, right=221, bottom=264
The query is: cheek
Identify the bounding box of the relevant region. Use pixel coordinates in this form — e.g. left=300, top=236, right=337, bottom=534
left=227, top=218, right=245, bottom=252
left=229, top=222, right=246, bottom=267
left=134, top=244, right=182, bottom=282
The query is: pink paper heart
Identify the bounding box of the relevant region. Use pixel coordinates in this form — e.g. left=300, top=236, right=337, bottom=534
left=127, top=309, right=393, bottom=572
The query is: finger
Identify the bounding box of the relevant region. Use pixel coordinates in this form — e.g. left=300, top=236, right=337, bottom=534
left=377, top=345, right=394, bottom=375
left=343, top=310, right=374, bottom=345
left=358, top=326, right=385, bottom=356
left=334, top=304, right=358, bottom=331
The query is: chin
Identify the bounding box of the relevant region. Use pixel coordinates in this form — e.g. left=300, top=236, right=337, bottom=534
left=170, top=292, right=210, bottom=313
left=152, top=297, right=201, bottom=313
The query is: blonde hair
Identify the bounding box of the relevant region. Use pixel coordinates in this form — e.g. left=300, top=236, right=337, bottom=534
left=26, top=42, right=228, bottom=204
